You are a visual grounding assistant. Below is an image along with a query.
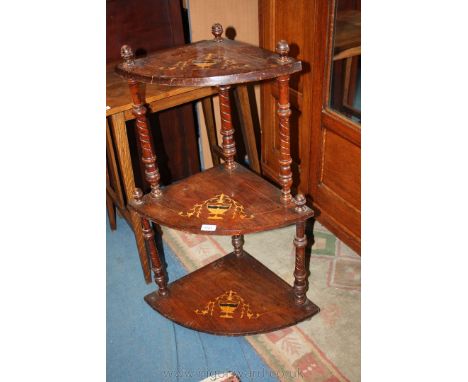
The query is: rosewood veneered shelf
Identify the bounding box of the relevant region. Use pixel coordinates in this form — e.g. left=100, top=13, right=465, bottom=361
left=116, top=24, right=319, bottom=336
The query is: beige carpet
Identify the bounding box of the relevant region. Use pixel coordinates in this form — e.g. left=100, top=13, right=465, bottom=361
left=162, top=221, right=360, bottom=382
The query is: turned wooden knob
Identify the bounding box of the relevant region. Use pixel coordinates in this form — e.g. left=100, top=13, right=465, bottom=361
left=276, top=40, right=291, bottom=63
left=294, top=193, right=308, bottom=213
left=133, top=188, right=143, bottom=204
left=212, top=23, right=223, bottom=41
left=120, top=44, right=135, bottom=67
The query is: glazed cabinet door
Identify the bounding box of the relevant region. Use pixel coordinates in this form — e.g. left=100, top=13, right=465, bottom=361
left=310, top=0, right=361, bottom=253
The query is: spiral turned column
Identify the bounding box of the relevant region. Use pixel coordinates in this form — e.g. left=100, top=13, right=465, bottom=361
left=135, top=189, right=168, bottom=296
left=121, top=45, right=162, bottom=198
left=218, top=85, right=237, bottom=171
left=276, top=40, right=293, bottom=204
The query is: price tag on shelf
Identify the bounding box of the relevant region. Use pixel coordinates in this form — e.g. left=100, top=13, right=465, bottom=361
left=201, top=224, right=216, bottom=232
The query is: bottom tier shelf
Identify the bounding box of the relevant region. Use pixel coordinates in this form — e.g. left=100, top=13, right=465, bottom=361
left=144, top=251, right=320, bottom=336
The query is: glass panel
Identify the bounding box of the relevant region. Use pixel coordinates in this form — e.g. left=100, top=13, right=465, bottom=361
left=329, top=0, right=361, bottom=124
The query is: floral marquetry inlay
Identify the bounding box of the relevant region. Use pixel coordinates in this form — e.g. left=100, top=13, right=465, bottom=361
left=195, top=290, right=262, bottom=319
left=178, top=193, right=254, bottom=220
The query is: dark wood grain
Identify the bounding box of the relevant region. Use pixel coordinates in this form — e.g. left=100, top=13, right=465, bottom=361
left=120, top=23, right=319, bottom=334
left=140, top=213, right=168, bottom=296
left=232, top=235, right=244, bottom=257
left=293, top=220, right=307, bottom=305
left=129, top=163, right=313, bottom=236
left=106, top=0, right=184, bottom=63
left=116, top=38, right=302, bottom=87
left=277, top=73, right=293, bottom=204
left=218, top=85, right=236, bottom=171
left=144, top=251, right=319, bottom=336
left=125, top=69, right=162, bottom=199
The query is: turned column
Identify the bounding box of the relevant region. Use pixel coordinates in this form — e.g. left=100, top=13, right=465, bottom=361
left=134, top=189, right=168, bottom=295
left=211, top=24, right=237, bottom=171
left=232, top=234, right=244, bottom=257
left=218, top=85, right=236, bottom=170
left=121, top=45, right=162, bottom=198
left=293, top=194, right=309, bottom=305
left=293, top=220, right=307, bottom=305
left=276, top=40, right=293, bottom=204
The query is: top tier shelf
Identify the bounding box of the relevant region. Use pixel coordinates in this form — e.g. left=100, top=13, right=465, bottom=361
left=115, top=25, right=302, bottom=87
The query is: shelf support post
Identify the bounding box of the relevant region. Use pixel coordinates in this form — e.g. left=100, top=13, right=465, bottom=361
left=232, top=234, right=244, bottom=257
left=218, top=85, right=237, bottom=171
left=276, top=40, right=293, bottom=204
left=293, top=220, right=308, bottom=305
left=134, top=188, right=168, bottom=296
left=121, top=45, right=162, bottom=198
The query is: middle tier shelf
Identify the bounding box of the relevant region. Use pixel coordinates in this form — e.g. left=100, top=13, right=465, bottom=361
left=130, top=163, right=314, bottom=235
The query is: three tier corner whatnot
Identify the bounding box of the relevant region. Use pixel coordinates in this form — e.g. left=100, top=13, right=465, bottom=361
left=116, top=24, right=320, bottom=336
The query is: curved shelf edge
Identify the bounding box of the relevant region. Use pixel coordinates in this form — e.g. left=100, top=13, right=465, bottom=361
left=144, top=251, right=320, bottom=336
left=129, top=163, right=314, bottom=236
left=131, top=204, right=313, bottom=236
left=115, top=61, right=302, bottom=87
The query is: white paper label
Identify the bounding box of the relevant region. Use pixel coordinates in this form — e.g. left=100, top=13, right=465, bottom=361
left=201, top=224, right=217, bottom=232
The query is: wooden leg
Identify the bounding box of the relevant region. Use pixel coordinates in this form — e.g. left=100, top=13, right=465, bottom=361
left=293, top=221, right=308, bottom=305
left=110, top=112, right=152, bottom=284
left=218, top=85, right=237, bottom=171
left=234, top=85, right=261, bottom=174
left=276, top=74, right=293, bottom=204
left=201, top=96, right=220, bottom=166
left=232, top=234, right=244, bottom=257
left=127, top=77, right=162, bottom=198
left=106, top=117, right=125, bottom=209
left=141, top=218, right=168, bottom=296
left=106, top=191, right=116, bottom=230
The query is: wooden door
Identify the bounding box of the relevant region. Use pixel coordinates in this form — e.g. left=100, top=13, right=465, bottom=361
left=259, top=0, right=361, bottom=253
left=311, top=0, right=361, bottom=253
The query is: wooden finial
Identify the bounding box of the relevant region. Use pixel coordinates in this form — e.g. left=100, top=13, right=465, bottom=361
left=133, top=188, right=143, bottom=204
left=212, top=23, right=223, bottom=41
left=120, top=44, right=135, bottom=67
left=276, top=40, right=291, bottom=63
left=294, top=193, right=309, bottom=213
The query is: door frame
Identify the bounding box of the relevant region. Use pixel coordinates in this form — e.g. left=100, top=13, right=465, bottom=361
left=308, top=0, right=361, bottom=253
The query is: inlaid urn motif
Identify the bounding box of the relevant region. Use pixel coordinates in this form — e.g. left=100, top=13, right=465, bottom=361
left=179, top=193, right=254, bottom=220
left=194, top=290, right=262, bottom=320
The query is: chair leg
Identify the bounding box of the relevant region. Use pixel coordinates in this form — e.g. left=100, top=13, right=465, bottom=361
left=201, top=96, right=221, bottom=166
left=110, top=112, right=152, bottom=284
left=234, top=85, right=261, bottom=174
left=106, top=191, right=117, bottom=230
